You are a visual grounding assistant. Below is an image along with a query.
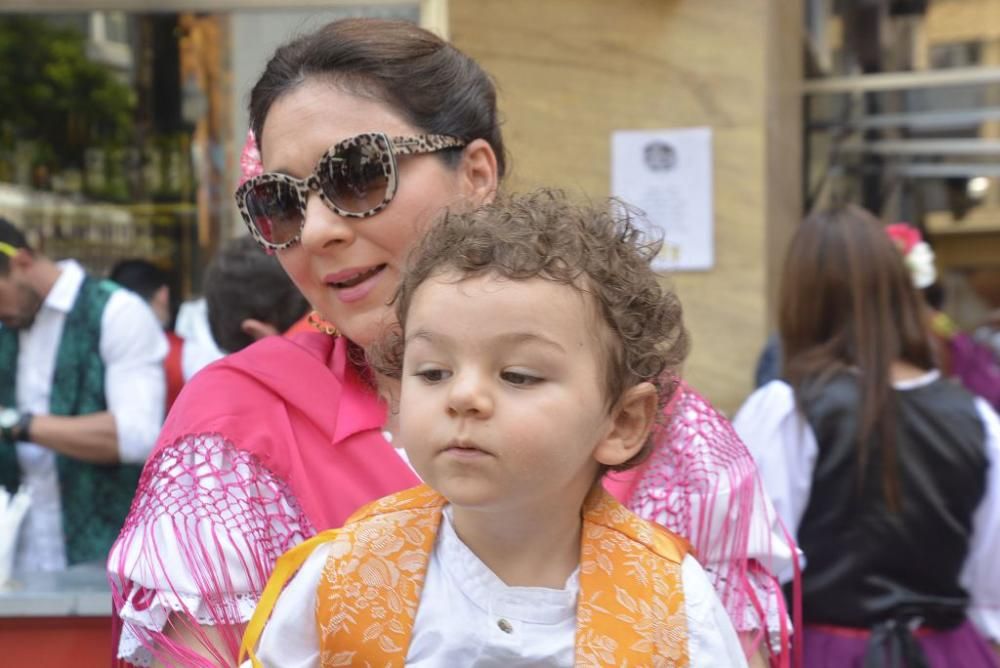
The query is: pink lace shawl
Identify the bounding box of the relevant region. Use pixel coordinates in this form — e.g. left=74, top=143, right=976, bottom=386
left=111, top=331, right=791, bottom=665
left=606, top=382, right=795, bottom=666
left=109, top=333, right=419, bottom=666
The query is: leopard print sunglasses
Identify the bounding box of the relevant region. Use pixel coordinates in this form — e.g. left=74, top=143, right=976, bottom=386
left=235, top=132, right=466, bottom=250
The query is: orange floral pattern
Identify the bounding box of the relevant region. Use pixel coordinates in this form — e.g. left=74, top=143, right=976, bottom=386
left=312, top=485, right=691, bottom=667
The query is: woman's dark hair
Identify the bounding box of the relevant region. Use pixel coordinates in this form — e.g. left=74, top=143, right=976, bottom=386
left=779, top=205, right=935, bottom=509
left=248, top=18, right=506, bottom=179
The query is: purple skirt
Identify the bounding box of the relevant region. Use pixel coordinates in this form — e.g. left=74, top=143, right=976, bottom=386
left=803, top=622, right=999, bottom=668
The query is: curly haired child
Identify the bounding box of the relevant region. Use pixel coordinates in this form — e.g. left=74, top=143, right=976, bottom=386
left=240, top=190, right=748, bottom=667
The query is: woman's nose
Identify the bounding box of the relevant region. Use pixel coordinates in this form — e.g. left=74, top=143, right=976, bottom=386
left=447, top=370, right=494, bottom=419
left=299, top=193, right=354, bottom=251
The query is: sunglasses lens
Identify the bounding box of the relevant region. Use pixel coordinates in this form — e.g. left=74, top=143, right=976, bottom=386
left=321, top=139, right=390, bottom=214
left=244, top=181, right=302, bottom=246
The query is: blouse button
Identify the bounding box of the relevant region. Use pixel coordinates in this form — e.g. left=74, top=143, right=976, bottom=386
left=497, top=618, right=514, bottom=634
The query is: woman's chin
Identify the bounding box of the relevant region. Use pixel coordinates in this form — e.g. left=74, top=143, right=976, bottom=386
left=329, top=310, right=397, bottom=349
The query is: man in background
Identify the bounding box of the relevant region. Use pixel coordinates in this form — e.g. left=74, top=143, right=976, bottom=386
left=0, top=218, right=166, bottom=571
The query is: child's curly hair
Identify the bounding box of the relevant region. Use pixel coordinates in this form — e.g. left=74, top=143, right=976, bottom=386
left=371, top=189, right=689, bottom=471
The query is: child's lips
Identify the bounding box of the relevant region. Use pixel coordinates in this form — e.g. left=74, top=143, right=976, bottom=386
left=442, top=440, right=494, bottom=457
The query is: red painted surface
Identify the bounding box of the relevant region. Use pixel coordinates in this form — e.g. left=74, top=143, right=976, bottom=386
left=0, top=616, right=110, bottom=667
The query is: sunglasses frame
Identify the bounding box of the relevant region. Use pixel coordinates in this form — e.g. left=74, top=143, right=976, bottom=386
left=235, top=132, right=467, bottom=251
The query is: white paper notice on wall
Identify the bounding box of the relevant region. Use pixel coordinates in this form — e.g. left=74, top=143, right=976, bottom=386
left=610, top=127, right=714, bottom=271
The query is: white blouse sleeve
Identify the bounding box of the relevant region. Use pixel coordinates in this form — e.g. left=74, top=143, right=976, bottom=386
left=732, top=380, right=817, bottom=583
left=961, top=398, right=1000, bottom=642
left=109, top=433, right=313, bottom=667
left=241, top=543, right=332, bottom=668
left=683, top=555, right=750, bottom=668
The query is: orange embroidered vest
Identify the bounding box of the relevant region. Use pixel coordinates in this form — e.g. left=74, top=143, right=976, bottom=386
left=243, top=484, right=691, bottom=667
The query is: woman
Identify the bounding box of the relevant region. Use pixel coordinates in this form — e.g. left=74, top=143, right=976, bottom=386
left=734, top=205, right=1000, bottom=667
left=110, top=18, right=786, bottom=666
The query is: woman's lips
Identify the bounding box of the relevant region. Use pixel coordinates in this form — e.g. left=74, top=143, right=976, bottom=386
left=325, top=264, right=386, bottom=288
left=325, top=264, right=386, bottom=303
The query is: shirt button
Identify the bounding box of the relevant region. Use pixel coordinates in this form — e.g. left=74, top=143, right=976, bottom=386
left=497, top=618, right=514, bottom=634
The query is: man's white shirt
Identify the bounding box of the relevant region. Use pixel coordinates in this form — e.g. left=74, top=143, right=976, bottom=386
left=13, top=260, right=167, bottom=571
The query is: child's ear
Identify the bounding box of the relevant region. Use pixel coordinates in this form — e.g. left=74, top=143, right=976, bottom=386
left=594, top=382, right=658, bottom=467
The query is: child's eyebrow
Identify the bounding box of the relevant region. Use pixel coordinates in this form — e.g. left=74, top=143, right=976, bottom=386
left=404, top=328, right=442, bottom=345
left=494, top=332, right=567, bottom=353
left=405, top=328, right=566, bottom=353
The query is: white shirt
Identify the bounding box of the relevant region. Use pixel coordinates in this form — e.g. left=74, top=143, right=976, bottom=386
left=246, top=505, right=748, bottom=668
left=174, top=297, right=224, bottom=380
left=733, top=372, right=1000, bottom=641
left=14, top=260, right=167, bottom=571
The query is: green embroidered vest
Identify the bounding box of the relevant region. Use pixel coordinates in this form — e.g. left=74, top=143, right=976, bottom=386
left=0, top=276, right=144, bottom=564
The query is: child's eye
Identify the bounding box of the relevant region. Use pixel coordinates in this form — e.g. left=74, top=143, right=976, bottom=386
left=415, top=368, right=451, bottom=383
left=501, top=371, right=542, bottom=386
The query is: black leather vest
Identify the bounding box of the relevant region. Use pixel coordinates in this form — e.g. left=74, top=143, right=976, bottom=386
left=795, top=373, right=988, bottom=629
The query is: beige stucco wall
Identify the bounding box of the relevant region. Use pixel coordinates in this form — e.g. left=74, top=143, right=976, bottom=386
left=450, top=0, right=801, bottom=413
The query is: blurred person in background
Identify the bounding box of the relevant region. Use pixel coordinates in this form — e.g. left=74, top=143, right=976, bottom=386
left=203, top=235, right=310, bottom=354
left=110, top=259, right=185, bottom=411
left=173, top=295, right=225, bottom=380
left=734, top=206, right=1000, bottom=667
left=167, top=237, right=311, bottom=385
left=0, top=218, right=167, bottom=573
left=884, top=224, right=1000, bottom=412
left=967, top=269, right=1000, bottom=358
left=754, top=224, right=1000, bottom=413
left=937, top=267, right=1000, bottom=412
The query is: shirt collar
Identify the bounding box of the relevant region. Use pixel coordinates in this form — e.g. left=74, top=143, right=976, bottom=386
left=330, top=335, right=388, bottom=444
left=43, top=260, right=85, bottom=314
left=893, top=368, right=941, bottom=390
left=436, top=504, right=579, bottom=624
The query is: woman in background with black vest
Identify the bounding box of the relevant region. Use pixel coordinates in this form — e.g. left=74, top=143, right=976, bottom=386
left=733, top=205, right=1000, bottom=667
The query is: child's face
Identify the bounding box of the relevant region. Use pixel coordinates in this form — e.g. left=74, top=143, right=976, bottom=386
left=398, top=272, right=623, bottom=514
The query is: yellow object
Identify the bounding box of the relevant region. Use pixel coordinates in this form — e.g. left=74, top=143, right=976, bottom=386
left=242, top=484, right=691, bottom=667
left=0, top=242, right=19, bottom=258
left=931, top=311, right=959, bottom=338
left=306, top=310, right=339, bottom=337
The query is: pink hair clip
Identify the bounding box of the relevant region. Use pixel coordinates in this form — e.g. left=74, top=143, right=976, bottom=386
left=239, top=129, right=264, bottom=186
left=237, top=130, right=275, bottom=254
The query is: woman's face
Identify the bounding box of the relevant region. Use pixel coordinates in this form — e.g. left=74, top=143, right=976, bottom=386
left=259, top=79, right=473, bottom=347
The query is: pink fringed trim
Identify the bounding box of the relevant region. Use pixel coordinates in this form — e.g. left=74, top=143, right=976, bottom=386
left=109, top=434, right=313, bottom=667
left=624, top=382, right=797, bottom=666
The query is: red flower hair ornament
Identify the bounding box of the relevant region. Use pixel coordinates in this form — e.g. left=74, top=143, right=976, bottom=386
left=885, top=223, right=937, bottom=289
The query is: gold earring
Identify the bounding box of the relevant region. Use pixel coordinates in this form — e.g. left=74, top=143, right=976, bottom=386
left=307, top=310, right=339, bottom=337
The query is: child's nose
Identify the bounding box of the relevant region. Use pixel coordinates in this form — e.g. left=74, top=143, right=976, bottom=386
left=447, top=371, right=494, bottom=418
